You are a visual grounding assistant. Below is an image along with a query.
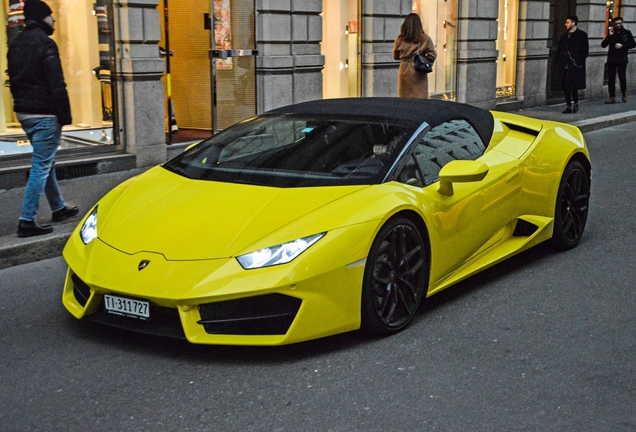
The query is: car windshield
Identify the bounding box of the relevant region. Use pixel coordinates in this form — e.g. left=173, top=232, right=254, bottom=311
left=163, top=114, right=416, bottom=187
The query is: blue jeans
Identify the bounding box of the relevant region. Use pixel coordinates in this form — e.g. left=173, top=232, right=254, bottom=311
left=19, top=117, right=66, bottom=222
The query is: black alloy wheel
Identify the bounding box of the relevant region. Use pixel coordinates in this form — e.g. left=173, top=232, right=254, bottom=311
left=361, top=217, right=429, bottom=335
left=551, top=160, right=590, bottom=250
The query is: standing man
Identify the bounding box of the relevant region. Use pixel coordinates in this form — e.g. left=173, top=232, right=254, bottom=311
left=555, top=15, right=589, bottom=113
left=602, top=16, right=636, bottom=103
left=8, top=0, right=79, bottom=237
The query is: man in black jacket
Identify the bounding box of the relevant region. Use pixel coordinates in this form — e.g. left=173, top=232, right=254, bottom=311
left=555, top=15, right=589, bottom=114
left=8, top=0, right=79, bottom=237
left=602, top=16, right=636, bottom=103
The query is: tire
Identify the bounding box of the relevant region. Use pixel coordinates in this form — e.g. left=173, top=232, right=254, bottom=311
left=550, top=160, right=590, bottom=251
left=361, top=217, right=429, bottom=335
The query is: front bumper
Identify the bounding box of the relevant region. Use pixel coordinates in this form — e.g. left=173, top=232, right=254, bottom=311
left=62, top=225, right=372, bottom=345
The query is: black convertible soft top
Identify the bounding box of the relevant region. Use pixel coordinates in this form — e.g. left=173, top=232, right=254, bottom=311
left=269, top=97, right=495, bottom=145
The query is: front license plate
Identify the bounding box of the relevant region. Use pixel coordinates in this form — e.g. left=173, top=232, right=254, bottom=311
left=104, top=294, right=150, bottom=320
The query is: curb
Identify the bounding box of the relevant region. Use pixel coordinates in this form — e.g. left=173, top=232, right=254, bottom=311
left=0, top=223, right=75, bottom=270
left=572, top=110, right=636, bottom=133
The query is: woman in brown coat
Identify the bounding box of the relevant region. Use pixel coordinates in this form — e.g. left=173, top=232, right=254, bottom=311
left=393, top=13, right=437, bottom=98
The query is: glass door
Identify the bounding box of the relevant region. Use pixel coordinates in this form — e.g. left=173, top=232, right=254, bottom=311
left=210, top=0, right=257, bottom=132
left=159, top=0, right=213, bottom=143
left=159, top=0, right=256, bottom=142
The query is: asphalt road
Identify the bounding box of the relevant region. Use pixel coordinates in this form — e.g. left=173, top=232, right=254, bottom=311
left=1, top=125, right=635, bottom=432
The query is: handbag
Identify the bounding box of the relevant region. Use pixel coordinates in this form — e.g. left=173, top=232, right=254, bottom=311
left=413, top=43, right=434, bottom=74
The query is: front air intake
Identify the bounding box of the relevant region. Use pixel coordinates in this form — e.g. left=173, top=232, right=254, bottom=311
left=198, top=294, right=302, bottom=335
left=71, top=274, right=91, bottom=306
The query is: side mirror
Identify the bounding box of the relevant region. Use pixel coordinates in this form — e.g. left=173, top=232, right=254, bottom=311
left=437, top=160, right=489, bottom=196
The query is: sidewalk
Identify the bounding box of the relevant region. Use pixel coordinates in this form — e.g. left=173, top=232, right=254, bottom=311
left=512, top=91, right=636, bottom=132
left=0, top=169, right=148, bottom=269
left=1, top=93, right=636, bottom=269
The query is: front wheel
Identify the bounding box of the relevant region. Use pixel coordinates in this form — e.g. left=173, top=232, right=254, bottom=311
left=361, top=217, right=429, bottom=335
left=550, top=159, right=590, bottom=250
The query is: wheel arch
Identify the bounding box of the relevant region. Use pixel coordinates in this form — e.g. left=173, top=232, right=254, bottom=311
left=360, top=209, right=433, bottom=334
left=568, top=151, right=592, bottom=182
left=549, top=154, right=591, bottom=250
left=382, top=209, right=432, bottom=277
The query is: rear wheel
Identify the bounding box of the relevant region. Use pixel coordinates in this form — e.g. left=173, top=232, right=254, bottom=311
left=361, top=217, right=429, bottom=335
left=551, top=160, right=590, bottom=250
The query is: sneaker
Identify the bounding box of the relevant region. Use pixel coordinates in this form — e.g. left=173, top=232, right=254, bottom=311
left=51, top=205, right=79, bottom=222
left=573, top=103, right=580, bottom=113
left=605, top=97, right=616, bottom=104
left=17, top=220, right=54, bottom=237
left=622, top=93, right=628, bottom=102
left=562, top=107, right=573, bottom=113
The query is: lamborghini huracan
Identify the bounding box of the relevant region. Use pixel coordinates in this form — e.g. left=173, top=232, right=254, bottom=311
left=62, top=98, right=591, bottom=345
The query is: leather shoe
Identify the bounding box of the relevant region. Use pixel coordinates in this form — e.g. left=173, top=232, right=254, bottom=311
left=573, top=103, right=580, bottom=113
left=17, top=220, right=54, bottom=237
left=562, top=107, right=572, bottom=113
left=622, top=93, right=628, bottom=102
left=605, top=97, right=616, bottom=104
left=52, top=205, right=79, bottom=222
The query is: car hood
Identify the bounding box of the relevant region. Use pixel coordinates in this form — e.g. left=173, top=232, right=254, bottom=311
left=98, top=167, right=367, bottom=260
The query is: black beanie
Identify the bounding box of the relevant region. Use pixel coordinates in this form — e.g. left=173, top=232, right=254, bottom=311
left=23, top=0, right=53, bottom=21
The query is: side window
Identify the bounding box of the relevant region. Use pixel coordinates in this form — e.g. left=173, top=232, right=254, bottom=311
left=396, top=154, right=423, bottom=187
left=398, top=119, right=486, bottom=187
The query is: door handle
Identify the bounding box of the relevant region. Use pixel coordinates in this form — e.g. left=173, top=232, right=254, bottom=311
left=209, top=49, right=258, bottom=60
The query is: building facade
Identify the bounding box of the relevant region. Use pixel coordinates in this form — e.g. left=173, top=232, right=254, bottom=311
left=0, top=0, right=634, bottom=182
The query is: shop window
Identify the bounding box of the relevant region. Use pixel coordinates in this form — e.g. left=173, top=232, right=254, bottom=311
left=496, top=0, right=519, bottom=98
left=0, top=0, right=116, bottom=157
left=413, top=0, right=458, bottom=100
left=321, top=0, right=360, bottom=99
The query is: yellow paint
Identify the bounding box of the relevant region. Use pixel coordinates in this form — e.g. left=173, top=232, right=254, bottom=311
left=62, top=111, right=591, bottom=345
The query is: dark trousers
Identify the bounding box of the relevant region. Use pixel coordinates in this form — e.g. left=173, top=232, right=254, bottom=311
left=564, top=89, right=580, bottom=106
left=562, top=69, right=580, bottom=106
left=607, top=63, right=627, bottom=97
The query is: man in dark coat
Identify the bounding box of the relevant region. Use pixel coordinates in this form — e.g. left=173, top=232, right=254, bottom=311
left=8, top=0, right=79, bottom=237
left=602, top=16, right=636, bottom=103
left=555, top=15, right=589, bottom=113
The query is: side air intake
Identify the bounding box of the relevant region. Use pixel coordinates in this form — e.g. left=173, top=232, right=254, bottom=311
left=513, top=219, right=539, bottom=237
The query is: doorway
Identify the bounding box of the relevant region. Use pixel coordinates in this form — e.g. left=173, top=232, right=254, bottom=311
left=159, top=0, right=256, bottom=143
left=546, top=0, right=578, bottom=97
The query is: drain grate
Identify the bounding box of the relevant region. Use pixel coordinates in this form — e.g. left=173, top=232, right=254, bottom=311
left=26, top=162, right=98, bottom=181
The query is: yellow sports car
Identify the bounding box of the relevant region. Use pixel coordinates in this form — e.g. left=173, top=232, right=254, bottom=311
left=62, top=98, right=591, bottom=345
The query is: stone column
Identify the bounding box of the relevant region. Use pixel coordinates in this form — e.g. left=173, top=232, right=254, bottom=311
left=113, top=0, right=166, bottom=167
left=456, top=0, right=499, bottom=108
left=360, top=0, right=411, bottom=97
left=256, top=0, right=324, bottom=112
left=515, top=0, right=550, bottom=107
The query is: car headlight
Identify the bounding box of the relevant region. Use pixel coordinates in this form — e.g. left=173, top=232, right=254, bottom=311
left=80, top=207, right=98, bottom=245
left=236, top=233, right=325, bottom=269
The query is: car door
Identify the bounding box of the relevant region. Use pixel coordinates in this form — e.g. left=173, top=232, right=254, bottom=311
left=395, top=119, right=522, bottom=283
